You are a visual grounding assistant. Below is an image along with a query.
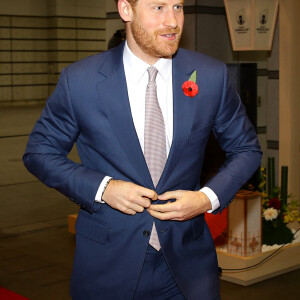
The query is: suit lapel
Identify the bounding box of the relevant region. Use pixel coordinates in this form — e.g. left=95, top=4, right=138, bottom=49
left=96, top=44, right=153, bottom=189
left=157, top=50, right=196, bottom=191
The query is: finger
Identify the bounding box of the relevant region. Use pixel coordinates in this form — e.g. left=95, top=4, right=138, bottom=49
left=158, top=190, right=182, bottom=201
left=139, top=187, right=158, bottom=201
left=148, top=209, right=178, bottom=220
left=124, top=208, right=137, bottom=215
left=136, top=196, right=151, bottom=208
left=148, top=202, right=178, bottom=213
left=126, top=201, right=145, bottom=213
left=123, top=187, right=151, bottom=208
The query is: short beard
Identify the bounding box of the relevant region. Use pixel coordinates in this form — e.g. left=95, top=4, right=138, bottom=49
left=130, top=20, right=181, bottom=59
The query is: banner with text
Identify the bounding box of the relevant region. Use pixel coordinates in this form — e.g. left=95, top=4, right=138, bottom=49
left=224, top=0, right=279, bottom=51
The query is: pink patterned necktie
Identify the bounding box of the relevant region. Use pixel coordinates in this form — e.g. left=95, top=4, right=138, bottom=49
left=144, top=66, right=167, bottom=251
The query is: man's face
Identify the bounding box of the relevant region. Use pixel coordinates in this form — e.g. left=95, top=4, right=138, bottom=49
left=127, top=0, right=184, bottom=62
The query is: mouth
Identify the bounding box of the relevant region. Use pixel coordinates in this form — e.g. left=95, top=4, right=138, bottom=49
left=160, top=33, right=177, bottom=40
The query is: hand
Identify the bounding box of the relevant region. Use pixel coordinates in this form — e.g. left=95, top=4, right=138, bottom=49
left=102, top=179, right=158, bottom=215
left=147, top=190, right=212, bottom=221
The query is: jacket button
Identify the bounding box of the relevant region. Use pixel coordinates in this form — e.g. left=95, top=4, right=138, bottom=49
left=143, top=230, right=150, bottom=237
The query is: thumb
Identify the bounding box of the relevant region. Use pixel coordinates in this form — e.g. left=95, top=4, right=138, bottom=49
left=158, top=190, right=181, bottom=201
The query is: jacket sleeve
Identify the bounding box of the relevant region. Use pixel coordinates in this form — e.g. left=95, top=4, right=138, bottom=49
left=205, top=64, right=262, bottom=213
left=23, top=69, right=104, bottom=213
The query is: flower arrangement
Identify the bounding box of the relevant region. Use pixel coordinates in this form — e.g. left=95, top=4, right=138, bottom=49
left=248, top=159, right=300, bottom=246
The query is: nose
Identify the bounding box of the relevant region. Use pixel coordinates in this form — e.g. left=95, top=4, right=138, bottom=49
left=163, top=9, right=178, bottom=29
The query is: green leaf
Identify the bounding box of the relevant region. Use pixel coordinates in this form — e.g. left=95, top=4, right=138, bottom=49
left=189, top=70, right=197, bottom=83
left=262, top=218, right=294, bottom=245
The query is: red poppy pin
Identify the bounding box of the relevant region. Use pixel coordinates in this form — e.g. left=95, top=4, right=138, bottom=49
left=182, top=70, right=199, bottom=97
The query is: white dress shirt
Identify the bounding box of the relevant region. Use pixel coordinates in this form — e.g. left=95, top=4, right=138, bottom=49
left=95, top=42, right=220, bottom=213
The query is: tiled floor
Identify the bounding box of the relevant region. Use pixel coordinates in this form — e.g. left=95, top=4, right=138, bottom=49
left=0, top=105, right=299, bottom=300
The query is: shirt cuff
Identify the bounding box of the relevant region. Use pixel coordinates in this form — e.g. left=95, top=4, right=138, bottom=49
left=95, top=176, right=113, bottom=203
left=200, top=187, right=220, bottom=213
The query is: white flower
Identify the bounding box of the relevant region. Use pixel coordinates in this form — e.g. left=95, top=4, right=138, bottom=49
left=263, top=207, right=279, bottom=221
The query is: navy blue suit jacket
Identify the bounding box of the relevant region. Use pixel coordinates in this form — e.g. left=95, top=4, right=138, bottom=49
left=24, top=43, right=261, bottom=300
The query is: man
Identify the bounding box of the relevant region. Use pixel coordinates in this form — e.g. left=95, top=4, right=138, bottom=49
left=23, top=0, right=261, bottom=299
left=108, top=29, right=126, bottom=49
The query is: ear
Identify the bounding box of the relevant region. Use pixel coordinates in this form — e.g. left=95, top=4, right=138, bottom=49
left=118, top=0, right=133, bottom=22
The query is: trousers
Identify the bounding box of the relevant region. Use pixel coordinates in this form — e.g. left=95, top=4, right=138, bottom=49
left=133, top=245, right=185, bottom=300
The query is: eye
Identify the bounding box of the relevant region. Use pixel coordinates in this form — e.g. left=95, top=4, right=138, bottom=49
left=154, top=6, right=163, bottom=11
left=174, top=4, right=183, bottom=11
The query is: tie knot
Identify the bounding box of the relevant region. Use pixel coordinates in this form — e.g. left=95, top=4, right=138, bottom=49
left=147, top=66, right=158, bottom=83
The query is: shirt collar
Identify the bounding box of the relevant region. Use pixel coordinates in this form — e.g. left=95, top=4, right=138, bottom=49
left=123, top=41, right=172, bottom=84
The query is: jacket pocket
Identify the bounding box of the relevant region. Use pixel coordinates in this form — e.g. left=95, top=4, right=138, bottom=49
left=75, top=212, right=109, bottom=244
left=188, top=122, right=213, bottom=144
left=192, top=215, right=204, bottom=239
